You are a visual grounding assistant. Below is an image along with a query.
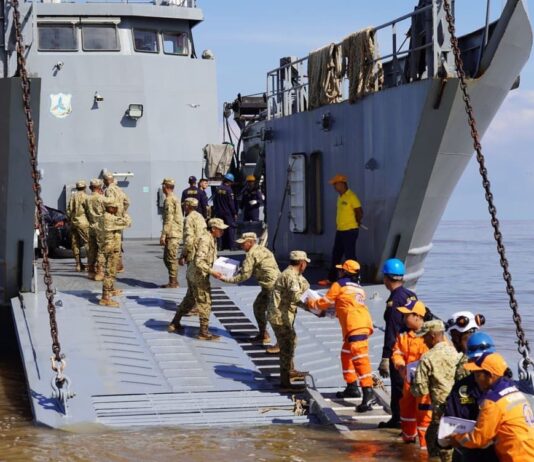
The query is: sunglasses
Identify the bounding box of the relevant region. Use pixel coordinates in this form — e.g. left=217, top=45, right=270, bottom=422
left=446, top=313, right=485, bottom=330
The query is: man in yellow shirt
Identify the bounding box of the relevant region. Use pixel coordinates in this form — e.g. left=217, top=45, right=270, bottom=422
left=320, top=174, right=363, bottom=284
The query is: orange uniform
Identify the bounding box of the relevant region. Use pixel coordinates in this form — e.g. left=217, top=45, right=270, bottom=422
left=392, top=330, right=431, bottom=448
left=452, top=378, right=534, bottom=462
left=310, top=279, right=373, bottom=387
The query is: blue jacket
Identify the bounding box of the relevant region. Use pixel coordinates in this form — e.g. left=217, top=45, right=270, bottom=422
left=382, top=286, right=417, bottom=359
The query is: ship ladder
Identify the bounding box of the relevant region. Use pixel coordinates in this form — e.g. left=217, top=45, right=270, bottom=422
left=11, top=0, right=75, bottom=415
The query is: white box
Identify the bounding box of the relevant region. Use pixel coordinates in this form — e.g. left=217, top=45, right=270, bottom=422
left=438, top=416, right=476, bottom=446
left=407, top=360, right=420, bottom=384
left=213, top=257, right=240, bottom=279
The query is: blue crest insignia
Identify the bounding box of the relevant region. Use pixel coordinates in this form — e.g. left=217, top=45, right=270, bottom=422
left=50, top=93, right=72, bottom=119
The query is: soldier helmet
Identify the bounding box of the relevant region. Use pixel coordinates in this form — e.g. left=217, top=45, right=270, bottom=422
left=184, top=197, right=199, bottom=207
left=76, top=180, right=87, bottom=188
left=208, top=218, right=229, bottom=230
left=289, top=250, right=310, bottom=263
left=162, top=177, right=175, bottom=186
left=236, top=232, right=257, bottom=244
left=90, top=178, right=102, bottom=188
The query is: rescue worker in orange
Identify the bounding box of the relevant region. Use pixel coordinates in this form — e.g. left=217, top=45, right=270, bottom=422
left=392, top=299, right=432, bottom=450
left=307, top=260, right=375, bottom=412
left=447, top=352, right=534, bottom=462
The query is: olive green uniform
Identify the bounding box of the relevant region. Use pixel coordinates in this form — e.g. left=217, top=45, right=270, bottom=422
left=267, top=266, right=310, bottom=385
left=226, top=244, right=280, bottom=335
left=161, top=193, right=183, bottom=279
left=411, top=341, right=461, bottom=461
left=66, top=190, right=89, bottom=266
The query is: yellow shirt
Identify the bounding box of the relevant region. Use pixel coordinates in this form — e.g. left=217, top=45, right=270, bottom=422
left=336, top=189, right=361, bottom=231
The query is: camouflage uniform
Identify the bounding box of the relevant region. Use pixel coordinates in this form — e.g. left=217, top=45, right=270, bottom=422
left=97, top=207, right=131, bottom=303
left=226, top=244, right=280, bottom=336
left=455, top=353, right=470, bottom=381
left=181, top=209, right=207, bottom=263
left=105, top=181, right=130, bottom=271
left=161, top=192, right=183, bottom=279
left=83, top=187, right=105, bottom=277
left=66, top=187, right=89, bottom=269
left=411, top=340, right=461, bottom=461
left=174, top=229, right=216, bottom=326
left=267, top=265, right=310, bottom=385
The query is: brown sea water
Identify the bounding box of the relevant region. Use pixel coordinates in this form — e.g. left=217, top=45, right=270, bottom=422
left=0, top=220, right=532, bottom=461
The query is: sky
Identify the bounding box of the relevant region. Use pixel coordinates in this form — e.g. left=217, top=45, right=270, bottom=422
left=193, top=0, right=534, bottom=220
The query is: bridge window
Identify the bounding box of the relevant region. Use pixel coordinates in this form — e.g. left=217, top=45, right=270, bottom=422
left=38, top=24, right=77, bottom=51
left=82, top=25, right=120, bottom=51
left=162, top=32, right=188, bottom=56
left=133, top=29, right=159, bottom=53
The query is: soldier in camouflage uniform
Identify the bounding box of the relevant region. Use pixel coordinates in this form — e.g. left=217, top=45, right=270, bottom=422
left=83, top=179, right=105, bottom=280
left=97, top=199, right=132, bottom=307
left=218, top=232, right=280, bottom=345
left=66, top=180, right=90, bottom=271
left=103, top=172, right=130, bottom=273
left=179, top=197, right=207, bottom=266
left=159, top=178, right=183, bottom=288
left=168, top=218, right=226, bottom=340
left=411, top=320, right=461, bottom=461
left=267, top=250, right=311, bottom=392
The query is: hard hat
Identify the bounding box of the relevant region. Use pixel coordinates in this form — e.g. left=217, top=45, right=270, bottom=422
left=446, top=311, right=484, bottom=333
left=466, top=332, right=496, bottom=359
left=382, top=258, right=405, bottom=277
left=224, top=173, right=235, bottom=182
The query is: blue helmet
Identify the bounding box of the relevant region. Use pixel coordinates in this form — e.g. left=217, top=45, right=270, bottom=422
left=382, top=258, right=405, bottom=277
left=224, top=173, right=235, bottom=182
left=467, top=332, right=496, bottom=359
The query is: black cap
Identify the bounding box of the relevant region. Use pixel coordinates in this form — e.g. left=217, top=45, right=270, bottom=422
left=188, top=175, right=197, bottom=183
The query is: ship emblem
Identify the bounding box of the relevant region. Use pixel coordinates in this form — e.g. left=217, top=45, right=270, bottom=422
left=50, top=93, right=72, bottom=119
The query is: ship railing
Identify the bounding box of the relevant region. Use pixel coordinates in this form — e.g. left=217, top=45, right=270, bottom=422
left=266, top=1, right=454, bottom=120
left=24, top=0, right=197, bottom=6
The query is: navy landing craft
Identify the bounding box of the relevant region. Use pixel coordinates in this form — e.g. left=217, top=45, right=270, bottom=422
left=1, top=0, right=533, bottom=432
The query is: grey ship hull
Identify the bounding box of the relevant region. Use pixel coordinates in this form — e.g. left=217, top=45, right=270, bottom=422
left=262, top=0, right=532, bottom=285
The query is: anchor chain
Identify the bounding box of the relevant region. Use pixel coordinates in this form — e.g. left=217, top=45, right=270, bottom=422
left=11, top=0, right=68, bottom=384
left=442, top=0, right=533, bottom=379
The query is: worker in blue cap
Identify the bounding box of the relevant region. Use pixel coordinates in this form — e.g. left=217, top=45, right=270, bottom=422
left=213, top=173, right=237, bottom=250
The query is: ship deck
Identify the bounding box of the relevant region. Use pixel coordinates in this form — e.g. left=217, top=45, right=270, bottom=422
left=11, top=240, right=391, bottom=431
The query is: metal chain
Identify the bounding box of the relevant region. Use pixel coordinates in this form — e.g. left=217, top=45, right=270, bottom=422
left=11, top=0, right=63, bottom=363
left=442, top=0, right=532, bottom=372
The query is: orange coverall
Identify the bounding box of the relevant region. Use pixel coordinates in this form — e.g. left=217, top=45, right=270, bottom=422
left=309, top=279, right=374, bottom=387
left=451, top=378, right=534, bottom=462
left=392, top=330, right=431, bottom=448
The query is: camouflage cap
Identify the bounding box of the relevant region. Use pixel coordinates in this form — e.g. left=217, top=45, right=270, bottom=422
left=76, top=180, right=86, bottom=188
left=208, top=218, right=229, bottom=230
left=289, top=250, right=310, bottom=263
left=184, top=197, right=198, bottom=207
left=102, top=172, right=115, bottom=180
left=415, top=319, right=446, bottom=337
left=162, top=177, right=175, bottom=186
left=236, top=232, right=257, bottom=244
left=90, top=178, right=102, bottom=188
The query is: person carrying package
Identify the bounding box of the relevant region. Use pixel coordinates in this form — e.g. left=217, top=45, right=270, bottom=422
left=267, top=250, right=311, bottom=392
left=446, top=352, right=534, bottom=462
left=307, top=260, right=375, bottom=412
left=442, top=332, right=499, bottom=462
left=378, top=258, right=418, bottom=429
left=217, top=232, right=280, bottom=345
left=410, top=320, right=461, bottom=461
left=391, top=299, right=431, bottom=450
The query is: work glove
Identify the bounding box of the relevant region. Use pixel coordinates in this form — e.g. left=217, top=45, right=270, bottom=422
left=378, top=358, right=390, bottom=378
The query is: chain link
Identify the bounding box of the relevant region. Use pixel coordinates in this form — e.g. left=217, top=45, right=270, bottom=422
left=11, top=0, right=63, bottom=362
left=442, top=0, right=532, bottom=372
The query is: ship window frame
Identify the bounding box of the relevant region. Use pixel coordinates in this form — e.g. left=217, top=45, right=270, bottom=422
left=81, top=24, right=121, bottom=52
left=37, top=23, right=78, bottom=52
left=132, top=29, right=160, bottom=54
left=161, top=31, right=189, bottom=56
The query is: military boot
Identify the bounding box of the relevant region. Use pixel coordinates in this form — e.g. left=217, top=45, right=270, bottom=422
left=266, top=343, right=280, bottom=354
left=87, top=265, right=96, bottom=280
left=160, top=277, right=179, bottom=289
left=196, top=320, right=220, bottom=341
left=99, top=291, right=119, bottom=308
left=251, top=331, right=271, bottom=345
left=94, top=271, right=104, bottom=281
left=111, top=289, right=123, bottom=296
left=289, top=369, right=308, bottom=381
left=356, top=387, right=374, bottom=413
left=336, top=382, right=361, bottom=399
left=167, top=314, right=183, bottom=333
left=279, top=371, right=306, bottom=393
left=117, top=256, right=124, bottom=273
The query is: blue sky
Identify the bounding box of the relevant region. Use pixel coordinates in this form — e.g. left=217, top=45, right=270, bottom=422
left=194, top=1, right=534, bottom=220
